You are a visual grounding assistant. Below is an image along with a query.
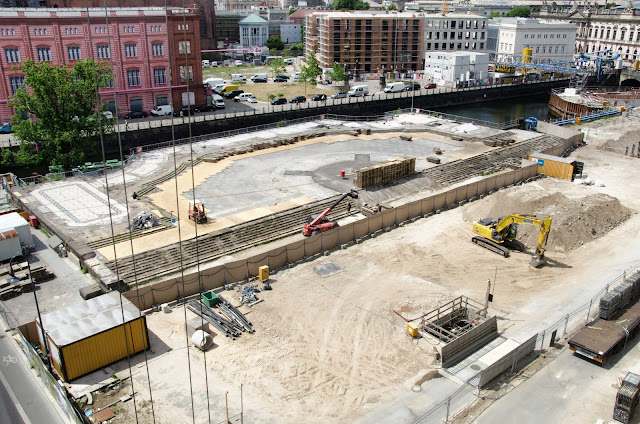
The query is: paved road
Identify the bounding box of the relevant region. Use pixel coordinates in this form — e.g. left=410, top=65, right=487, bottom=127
left=472, top=343, right=640, bottom=424
left=0, top=326, right=69, bottom=424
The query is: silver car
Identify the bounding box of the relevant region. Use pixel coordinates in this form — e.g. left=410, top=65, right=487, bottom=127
left=331, top=91, right=347, bottom=99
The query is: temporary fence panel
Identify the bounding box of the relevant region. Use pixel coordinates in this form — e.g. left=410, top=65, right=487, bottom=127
left=408, top=199, right=422, bottom=218
left=304, top=235, right=323, bottom=257
left=455, top=185, right=468, bottom=203
left=366, top=214, right=384, bottom=234
left=477, top=333, right=537, bottom=387
left=287, top=240, right=306, bottom=263
left=396, top=204, right=409, bottom=223
left=434, top=193, right=446, bottom=210
left=322, top=227, right=340, bottom=249
left=382, top=208, right=396, bottom=228
left=422, top=196, right=435, bottom=214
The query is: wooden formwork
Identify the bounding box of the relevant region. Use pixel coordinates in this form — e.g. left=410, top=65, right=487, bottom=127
left=354, top=157, right=416, bottom=189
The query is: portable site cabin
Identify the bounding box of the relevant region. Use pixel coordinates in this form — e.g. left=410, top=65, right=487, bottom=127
left=0, top=229, right=22, bottom=262
left=527, top=153, right=579, bottom=181
left=0, top=212, right=33, bottom=247
left=36, top=292, right=149, bottom=381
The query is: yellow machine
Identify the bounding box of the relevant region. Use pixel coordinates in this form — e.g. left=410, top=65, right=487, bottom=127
left=471, top=214, right=552, bottom=268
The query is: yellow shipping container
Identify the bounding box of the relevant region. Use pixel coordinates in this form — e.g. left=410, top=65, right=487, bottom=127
left=528, top=153, right=576, bottom=180
left=37, top=292, right=149, bottom=381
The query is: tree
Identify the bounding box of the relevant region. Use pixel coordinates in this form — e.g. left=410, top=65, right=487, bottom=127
left=265, top=35, right=285, bottom=51
left=505, top=7, right=531, bottom=17
left=6, top=59, right=114, bottom=168
left=268, top=58, right=287, bottom=77
left=302, top=52, right=323, bottom=83
left=488, top=12, right=503, bottom=19
left=288, top=7, right=297, bottom=15
left=332, top=0, right=370, bottom=10
left=288, top=42, right=304, bottom=51
left=329, top=63, right=348, bottom=89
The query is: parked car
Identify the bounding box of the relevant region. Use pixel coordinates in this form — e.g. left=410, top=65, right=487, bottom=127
left=224, top=89, right=244, bottom=99
left=235, top=60, right=243, bottom=66
left=424, top=83, right=437, bottom=89
left=274, top=76, right=288, bottom=83
left=102, top=111, right=114, bottom=120
left=125, top=111, right=148, bottom=119
left=195, top=104, right=216, bottom=113
left=404, top=82, right=421, bottom=91
left=0, top=122, right=12, bottom=133
left=150, top=105, right=173, bottom=116
left=234, top=93, right=254, bottom=102
left=248, top=96, right=258, bottom=103
left=285, top=58, right=294, bottom=65
left=173, top=107, right=195, bottom=117
left=289, top=96, right=306, bottom=104
left=331, top=91, right=347, bottom=99
left=270, top=97, right=287, bottom=105
left=213, top=94, right=225, bottom=109
left=311, top=94, right=327, bottom=101
left=253, top=78, right=267, bottom=83
left=276, top=75, right=289, bottom=80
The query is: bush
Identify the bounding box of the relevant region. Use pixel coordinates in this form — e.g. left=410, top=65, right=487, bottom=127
left=269, top=94, right=276, bottom=100
left=277, top=93, right=284, bottom=98
left=277, top=120, right=287, bottom=127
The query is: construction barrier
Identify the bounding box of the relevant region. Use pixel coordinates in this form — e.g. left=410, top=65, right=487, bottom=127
left=123, top=162, right=539, bottom=310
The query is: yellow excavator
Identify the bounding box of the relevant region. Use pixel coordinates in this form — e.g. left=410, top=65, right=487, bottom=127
left=471, top=214, right=552, bottom=268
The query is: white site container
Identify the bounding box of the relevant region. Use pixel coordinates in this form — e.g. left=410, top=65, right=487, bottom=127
left=0, top=212, right=33, bottom=246
left=0, top=229, right=22, bottom=262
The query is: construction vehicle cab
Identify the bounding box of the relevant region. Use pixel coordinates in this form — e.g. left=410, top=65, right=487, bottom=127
left=471, top=214, right=552, bottom=267
left=303, top=190, right=358, bottom=236
left=189, top=201, right=207, bottom=224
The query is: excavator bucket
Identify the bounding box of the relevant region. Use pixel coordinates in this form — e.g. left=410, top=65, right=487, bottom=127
left=530, top=254, right=546, bottom=268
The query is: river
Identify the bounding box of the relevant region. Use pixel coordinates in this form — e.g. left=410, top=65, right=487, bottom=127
left=435, top=94, right=552, bottom=124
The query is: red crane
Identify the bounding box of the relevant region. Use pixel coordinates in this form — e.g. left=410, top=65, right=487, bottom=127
left=303, top=190, right=358, bottom=236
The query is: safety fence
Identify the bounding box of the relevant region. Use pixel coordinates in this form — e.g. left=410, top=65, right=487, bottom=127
left=0, top=302, right=85, bottom=424
left=122, top=163, right=538, bottom=310
left=409, top=261, right=640, bottom=424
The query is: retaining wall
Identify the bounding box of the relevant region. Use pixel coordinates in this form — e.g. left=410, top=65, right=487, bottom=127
left=123, top=162, right=539, bottom=310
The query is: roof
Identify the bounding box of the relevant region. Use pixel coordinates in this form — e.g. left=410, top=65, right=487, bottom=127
left=0, top=212, right=28, bottom=230
left=528, top=152, right=576, bottom=164
left=288, top=10, right=317, bottom=20
left=239, top=14, right=268, bottom=24
left=38, top=291, right=142, bottom=347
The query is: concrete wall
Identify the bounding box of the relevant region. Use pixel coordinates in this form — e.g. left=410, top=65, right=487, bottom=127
left=100, top=79, right=569, bottom=157
left=123, top=162, right=539, bottom=310
left=537, top=120, right=584, bottom=146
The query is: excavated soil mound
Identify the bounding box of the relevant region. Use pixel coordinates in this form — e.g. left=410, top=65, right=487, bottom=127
left=464, top=188, right=632, bottom=253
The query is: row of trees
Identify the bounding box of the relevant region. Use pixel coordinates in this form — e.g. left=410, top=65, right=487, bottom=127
left=2, top=59, right=114, bottom=169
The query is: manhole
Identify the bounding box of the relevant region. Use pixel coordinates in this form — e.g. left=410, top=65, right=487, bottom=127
left=312, top=262, right=343, bottom=278
left=470, top=364, right=481, bottom=371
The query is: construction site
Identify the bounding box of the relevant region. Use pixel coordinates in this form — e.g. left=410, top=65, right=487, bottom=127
left=3, top=108, right=640, bottom=424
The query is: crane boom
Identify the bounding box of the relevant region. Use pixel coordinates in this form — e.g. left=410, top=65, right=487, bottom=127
left=303, top=190, right=358, bottom=236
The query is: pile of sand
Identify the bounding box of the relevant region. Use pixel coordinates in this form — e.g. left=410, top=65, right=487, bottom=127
left=464, top=189, right=632, bottom=253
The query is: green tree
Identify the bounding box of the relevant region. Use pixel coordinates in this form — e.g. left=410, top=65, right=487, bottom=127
left=332, top=0, right=370, bottom=10
left=7, top=59, right=114, bottom=168
left=265, top=35, right=285, bottom=51
left=288, top=42, right=304, bottom=51
left=329, top=63, right=348, bottom=89
left=387, top=3, right=397, bottom=10
left=269, top=58, right=287, bottom=77
left=488, top=12, right=503, bottom=19
left=505, top=7, right=531, bottom=17
left=302, top=52, right=323, bottom=83
left=288, top=7, right=297, bottom=15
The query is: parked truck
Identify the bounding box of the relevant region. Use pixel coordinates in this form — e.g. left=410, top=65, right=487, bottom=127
left=568, top=271, right=640, bottom=365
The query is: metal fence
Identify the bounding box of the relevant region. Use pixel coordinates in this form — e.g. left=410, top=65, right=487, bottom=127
left=409, top=261, right=640, bottom=424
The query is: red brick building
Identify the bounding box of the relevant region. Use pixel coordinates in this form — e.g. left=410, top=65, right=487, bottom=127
left=0, top=7, right=205, bottom=122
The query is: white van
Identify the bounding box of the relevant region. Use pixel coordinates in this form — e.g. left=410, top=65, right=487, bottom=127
left=213, top=94, right=225, bottom=109
left=384, top=82, right=405, bottom=93
left=291, top=71, right=301, bottom=82
left=212, top=83, right=226, bottom=93
left=348, top=85, right=369, bottom=97
left=204, top=77, right=225, bottom=87
left=202, top=60, right=210, bottom=67
left=231, top=74, right=247, bottom=82
left=234, top=92, right=253, bottom=102
left=150, top=105, right=173, bottom=116
left=251, top=73, right=268, bottom=81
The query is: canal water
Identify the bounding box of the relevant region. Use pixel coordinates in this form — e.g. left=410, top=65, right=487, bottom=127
left=435, top=94, right=552, bottom=124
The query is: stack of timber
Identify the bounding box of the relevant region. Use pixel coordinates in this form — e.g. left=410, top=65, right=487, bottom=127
left=354, top=157, right=416, bottom=189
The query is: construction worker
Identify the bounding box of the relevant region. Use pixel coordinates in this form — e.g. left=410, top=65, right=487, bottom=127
left=346, top=200, right=352, bottom=213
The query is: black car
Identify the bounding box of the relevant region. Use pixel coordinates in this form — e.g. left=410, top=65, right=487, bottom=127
left=224, top=89, right=244, bottom=99
left=270, top=97, right=287, bottom=105
left=404, top=82, right=421, bottom=91
left=276, top=74, right=289, bottom=80
left=173, top=107, right=195, bottom=117
left=274, top=76, right=288, bottom=83
left=195, top=104, right=216, bottom=113
left=311, top=94, right=327, bottom=101
left=289, top=96, right=306, bottom=104
left=125, top=111, right=147, bottom=119
left=253, top=78, right=267, bottom=83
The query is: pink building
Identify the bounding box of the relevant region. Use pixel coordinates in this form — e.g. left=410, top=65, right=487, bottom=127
left=0, top=7, right=205, bottom=122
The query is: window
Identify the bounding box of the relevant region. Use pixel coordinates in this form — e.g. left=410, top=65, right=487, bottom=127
left=150, top=25, right=162, bottom=32
left=524, top=34, right=528, bottom=39
left=67, top=46, right=81, bottom=61
left=64, top=28, right=78, bottom=35
left=151, top=42, right=164, bottom=56
left=153, top=68, right=167, bottom=84
left=95, top=27, right=107, bottom=34
left=179, top=65, right=193, bottom=82
left=34, top=28, right=47, bottom=35
left=96, top=44, right=110, bottom=59
left=0, top=29, right=16, bottom=36
left=630, top=31, right=634, bottom=41
left=9, top=76, right=25, bottom=94
left=178, top=41, right=191, bottom=54
left=37, top=47, right=51, bottom=61
left=125, top=43, right=137, bottom=58
left=480, top=42, right=484, bottom=49
left=123, top=26, right=134, bottom=33
left=127, top=69, right=141, bottom=86
left=178, top=24, right=189, bottom=31
left=5, top=48, right=19, bottom=63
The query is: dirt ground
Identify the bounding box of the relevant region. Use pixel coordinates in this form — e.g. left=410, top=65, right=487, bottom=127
left=76, top=114, right=640, bottom=423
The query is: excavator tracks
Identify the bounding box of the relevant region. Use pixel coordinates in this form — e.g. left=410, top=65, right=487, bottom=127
left=472, top=236, right=511, bottom=257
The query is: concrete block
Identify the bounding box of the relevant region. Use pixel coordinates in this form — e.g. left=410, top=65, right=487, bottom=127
left=323, top=251, right=330, bottom=256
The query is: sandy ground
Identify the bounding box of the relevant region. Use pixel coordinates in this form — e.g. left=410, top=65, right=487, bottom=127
left=70, top=115, right=640, bottom=423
